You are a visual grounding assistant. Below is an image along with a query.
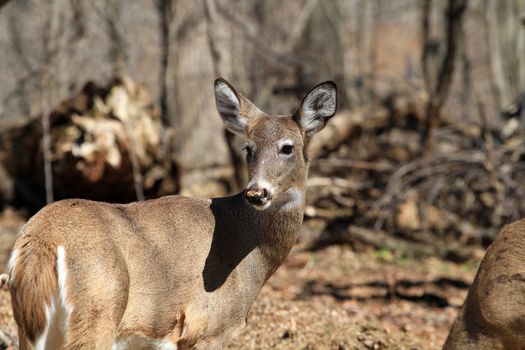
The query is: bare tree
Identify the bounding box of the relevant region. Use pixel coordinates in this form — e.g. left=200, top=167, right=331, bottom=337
left=202, top=0, right=248, bottom=192
left=156, top=0, right=175, bottom=129
left=104, top=0, right=126, bottom=76
left=40, top=79, right=54, bottom=204
left=70, top=0, right=86, bottom=40
left=420, top=0, right=468, bottom=151
left=485, top=1, right=525, bottom=118
left=41, top=0, right=68, bottom=204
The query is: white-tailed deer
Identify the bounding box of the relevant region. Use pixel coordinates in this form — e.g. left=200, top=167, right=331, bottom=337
left=443, top=219, right=525, bottom=349
left=3, top=78, right=337, bottom=349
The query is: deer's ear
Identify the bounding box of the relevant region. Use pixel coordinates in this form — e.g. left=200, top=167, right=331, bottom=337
left=214, top=78, right=247, bottom=136
left=294, top=81, right=337, bottom=135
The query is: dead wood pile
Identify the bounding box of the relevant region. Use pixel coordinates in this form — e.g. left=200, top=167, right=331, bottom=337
left=0, top=76, right=180, bottom=211
left=305, top=92, right=525, bottom=261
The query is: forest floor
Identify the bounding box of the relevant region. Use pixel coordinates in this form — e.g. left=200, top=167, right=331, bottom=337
left=228, top=244, right=479, bottom=350
left=0, top=209, right=481, bottom=350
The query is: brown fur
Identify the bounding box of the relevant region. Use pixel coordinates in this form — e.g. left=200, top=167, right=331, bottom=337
left=7, top=79, right=337, bottom=349
left=10, top=220, right=59, bottom=348
left=444, top=219, right=525, bottom=350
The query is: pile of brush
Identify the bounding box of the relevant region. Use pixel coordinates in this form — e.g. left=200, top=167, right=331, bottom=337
left=0, top=76, right=180, bottom=212
left=304, top=91, right=525, bottom=260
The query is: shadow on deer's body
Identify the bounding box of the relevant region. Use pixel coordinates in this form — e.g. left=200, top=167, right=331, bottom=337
left=3, top=78, right=337, bottom=349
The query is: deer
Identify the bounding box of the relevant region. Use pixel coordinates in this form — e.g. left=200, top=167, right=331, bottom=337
left=443, top=219, right=525, bottom=349
left=2, top=78, right=337, bottom=350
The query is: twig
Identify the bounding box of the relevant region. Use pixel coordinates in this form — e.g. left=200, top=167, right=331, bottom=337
left=40, top=73, right=54, bottom=204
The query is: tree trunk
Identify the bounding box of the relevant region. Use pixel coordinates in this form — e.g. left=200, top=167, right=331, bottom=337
left=156, top=0, right=174, bottom=129
left=485, top=0, right=525, bottom=117
left=420, top=0, right=468, bottom=151
left=105, top=0, right=126, bottom=76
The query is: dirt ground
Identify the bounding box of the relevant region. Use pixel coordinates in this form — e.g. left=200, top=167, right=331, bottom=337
left=0, top=210, right=479, bottom=350
left=227, top=244, right=478, bottom=350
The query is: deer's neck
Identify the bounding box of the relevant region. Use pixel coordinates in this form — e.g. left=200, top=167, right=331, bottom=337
left=252, top=189, right=305, bottom=276
left=210, top=185, right=305, bottom=283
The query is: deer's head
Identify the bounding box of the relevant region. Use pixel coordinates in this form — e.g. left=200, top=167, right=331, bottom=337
left=214, top=78, right=337, bottom=211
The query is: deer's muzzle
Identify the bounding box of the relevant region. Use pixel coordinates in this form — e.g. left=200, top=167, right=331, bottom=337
left=245, top=186, right=272, bottom=208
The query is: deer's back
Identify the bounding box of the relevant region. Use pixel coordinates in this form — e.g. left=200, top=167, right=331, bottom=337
left=17, top=196, right=216, bottom=270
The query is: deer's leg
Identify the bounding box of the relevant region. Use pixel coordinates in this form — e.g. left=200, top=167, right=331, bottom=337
left=61, top=276, right=128, bottom=350
left=63, top=309, right=117, bottom=350
left=60, top=243, right=129, bottom=350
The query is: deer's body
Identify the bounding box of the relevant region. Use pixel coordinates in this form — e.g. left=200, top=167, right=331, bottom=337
left=10, top=193, right=302, bottom=349
left=6, top=79, right=337, bottom=349
left=444, top=219, right=525, bottom=350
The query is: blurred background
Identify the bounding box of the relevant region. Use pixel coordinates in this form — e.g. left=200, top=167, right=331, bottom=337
left=0, top=0, right=525, bottom=349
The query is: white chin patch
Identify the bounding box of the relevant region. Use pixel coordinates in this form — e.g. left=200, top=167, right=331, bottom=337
left=275, top=188, right=303, bottom=210
left=252, top=201, right=272, bottom=211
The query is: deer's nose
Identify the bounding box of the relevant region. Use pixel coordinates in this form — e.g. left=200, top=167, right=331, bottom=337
left=245, top=186, right=272, bottom=206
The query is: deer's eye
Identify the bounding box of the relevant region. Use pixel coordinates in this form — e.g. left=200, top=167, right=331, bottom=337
left=243, top=146, right=253, bottom=158
left=280, top=144, right=293, bottom=155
